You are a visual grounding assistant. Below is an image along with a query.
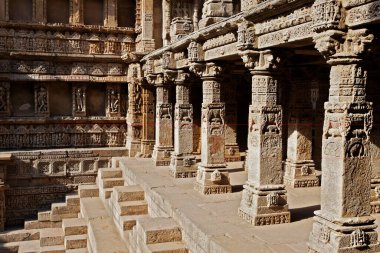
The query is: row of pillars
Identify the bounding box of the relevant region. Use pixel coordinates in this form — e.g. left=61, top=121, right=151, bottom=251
left=128, top=29, right=379, bottom=252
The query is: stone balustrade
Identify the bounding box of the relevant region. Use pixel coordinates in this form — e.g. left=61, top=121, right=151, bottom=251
left=0, top=24, right=135, bottom=57
left=0, top=122, right=127, bottom=150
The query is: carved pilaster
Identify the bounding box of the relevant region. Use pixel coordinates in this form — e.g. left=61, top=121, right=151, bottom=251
left=34, top=84, right=49, bottom=117
left=152, top=73, right=174, bottom=166
left=170, top=71, right=197, bottom=178
left=190, top=62, right=231, bottom=194
left=308, top=28, right=379, bottom=253
left=126, top=64, right=143, bottom=157
left=0, top=82, right=10, bottom=117
left=224, top=76, right=240, bottom=162
left=238, top=50, right=290, bottom=226
left=72, top=84, right=86, bottom=117
left=104, top=0, right=117, bottom=27
left=69, top=0, right=83, bottom=24
left=284, top=73, right=319, bottom=188
left=140, top=83, right=155, bottom=157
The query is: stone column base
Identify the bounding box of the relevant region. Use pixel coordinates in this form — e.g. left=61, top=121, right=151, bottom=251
left=140, top=140, right=154, bottom=157
left=152, top=146, right=173, bottom=166
left=238, top=184, right=290, bottom=226
left=126, top=140, right=141, bottom=157
left=370, top=179, right=380, bottom=213
left=283, top=160, right=319, bottom=188
left=169, top=154, right=197, bottom=178
left=308, top=214, right=380, bottom=253
left=194, top=166, right=232, bottom=195
left=225, top=144, right=240, bottom=162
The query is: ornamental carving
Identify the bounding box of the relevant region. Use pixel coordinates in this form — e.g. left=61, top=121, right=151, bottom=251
left=314, top=29, right=374, bottom=59
left=237, top=20, right=255, bottom=50
left=311, top=0, right=343, bottom=32
left=0, top=27, right=134, bottom=56
left=35, top=85, right=49, bottom=115
left=188, top=41, right=204, bottom=62
left=350, top=229, right=368, bottom=247
left=73, top=85, right=86, bottom=116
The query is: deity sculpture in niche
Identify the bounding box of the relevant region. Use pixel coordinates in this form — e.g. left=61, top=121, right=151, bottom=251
left=208, top=108, right=224, bottom=135
left=109, top=89, right=120, bottom=113
left=36, top=86, right=48, bottom=113
left=75, top=87, right=85, bottom=112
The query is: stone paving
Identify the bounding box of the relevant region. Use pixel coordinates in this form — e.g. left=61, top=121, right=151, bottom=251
left=120, top=157, right=376, bottom=253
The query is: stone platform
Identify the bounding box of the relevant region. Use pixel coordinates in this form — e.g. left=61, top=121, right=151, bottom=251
left=118, top=157, right=337, bottom=253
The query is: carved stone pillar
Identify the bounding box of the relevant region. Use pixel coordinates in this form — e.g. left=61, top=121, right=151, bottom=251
left=190, top=62, right=231, bottom=195
left=127, top=64, right=143, bottom=157
left=170, top=71, right=197, bottom=178
left=0, top=154, right=11, bottom=231
left=35, top=84, right=49, bottom=117
left=283, top=76, right=319, bottom=188
left=70, top=0, right=83, bottom=24
left=34, top=0, right=46, bottom=23
left=0, top=82, right=10, bottom=117
left=224, top=77, right=240, bottom=162
left=104, top=0, right=117, bottom=27
left=136, top=0, right=155, bottom=52
left=106, top=84, right=121, bottom=117
left=140, top=84, right=155, bottom=157
left=238, top=50, right=290, bottom=226
left=162, top=0, right=171, bottom=46
left=199, top=0, right=233, bottom=28
left=152, top=76, right=174, bottom=166
left=308, top=26, right=379, bottom=252
left=72, top=84, right=86, bottom=117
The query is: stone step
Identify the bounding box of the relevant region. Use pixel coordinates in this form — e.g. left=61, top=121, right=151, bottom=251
left=62, top=218, right=87, bottom=236
left=115, top=200, right=148, bottom=216
left=98, top=168, right=123, bottom=179
left=65, top=234, right=87, bottom=250
left=147, top=241, right=188, bottom=253
left=99, top=187, right=114, bottom=200
left=18, top=240, right=40, bottom=253
left=87, top=217, right=128, bottom=253
left=118, top=215, right=150, bottom=231
left=24, top=220, right=62, bottom=230
left=80, top=197, right=108, bottom=220
left=50, top=203, right=81, bottom=221
left=0, top=228, right=39, bottom=243
left=0, top=241, right=19, bottom=252
left=135, top=217, right=182, bottom=244
left=66, top=248, right=88, bottom=253
left=40, top=228, right=64, bottom=247
left=66, top=194, right=80, bottom=206
left=38, top=211, right=51, bottom=221
left=99, top=178, right=124, bottom=189
left=40, top=244, right=65, bottom=253
left=112, top=185, right=145, bottom=202
left=78, top=184, right=99, bottom=198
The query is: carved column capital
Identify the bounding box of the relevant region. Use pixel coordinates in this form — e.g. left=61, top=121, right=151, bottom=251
left=314, top=29, right=374, bottom=62
left=239, top=50, right=280, bottom=73
left=189, top=62, right=223, bottom=79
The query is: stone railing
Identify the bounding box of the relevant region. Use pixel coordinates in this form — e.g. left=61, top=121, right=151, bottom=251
left=0, top=122, right=127, bottom=150
left=0, top=23, right=135, bottom=57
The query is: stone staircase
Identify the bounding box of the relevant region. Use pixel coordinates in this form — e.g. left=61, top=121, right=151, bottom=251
left=0, top=162, right=188, bottom=253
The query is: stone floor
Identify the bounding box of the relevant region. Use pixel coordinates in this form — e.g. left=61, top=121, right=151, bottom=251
left=119, top=157, right=380, bottom=253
